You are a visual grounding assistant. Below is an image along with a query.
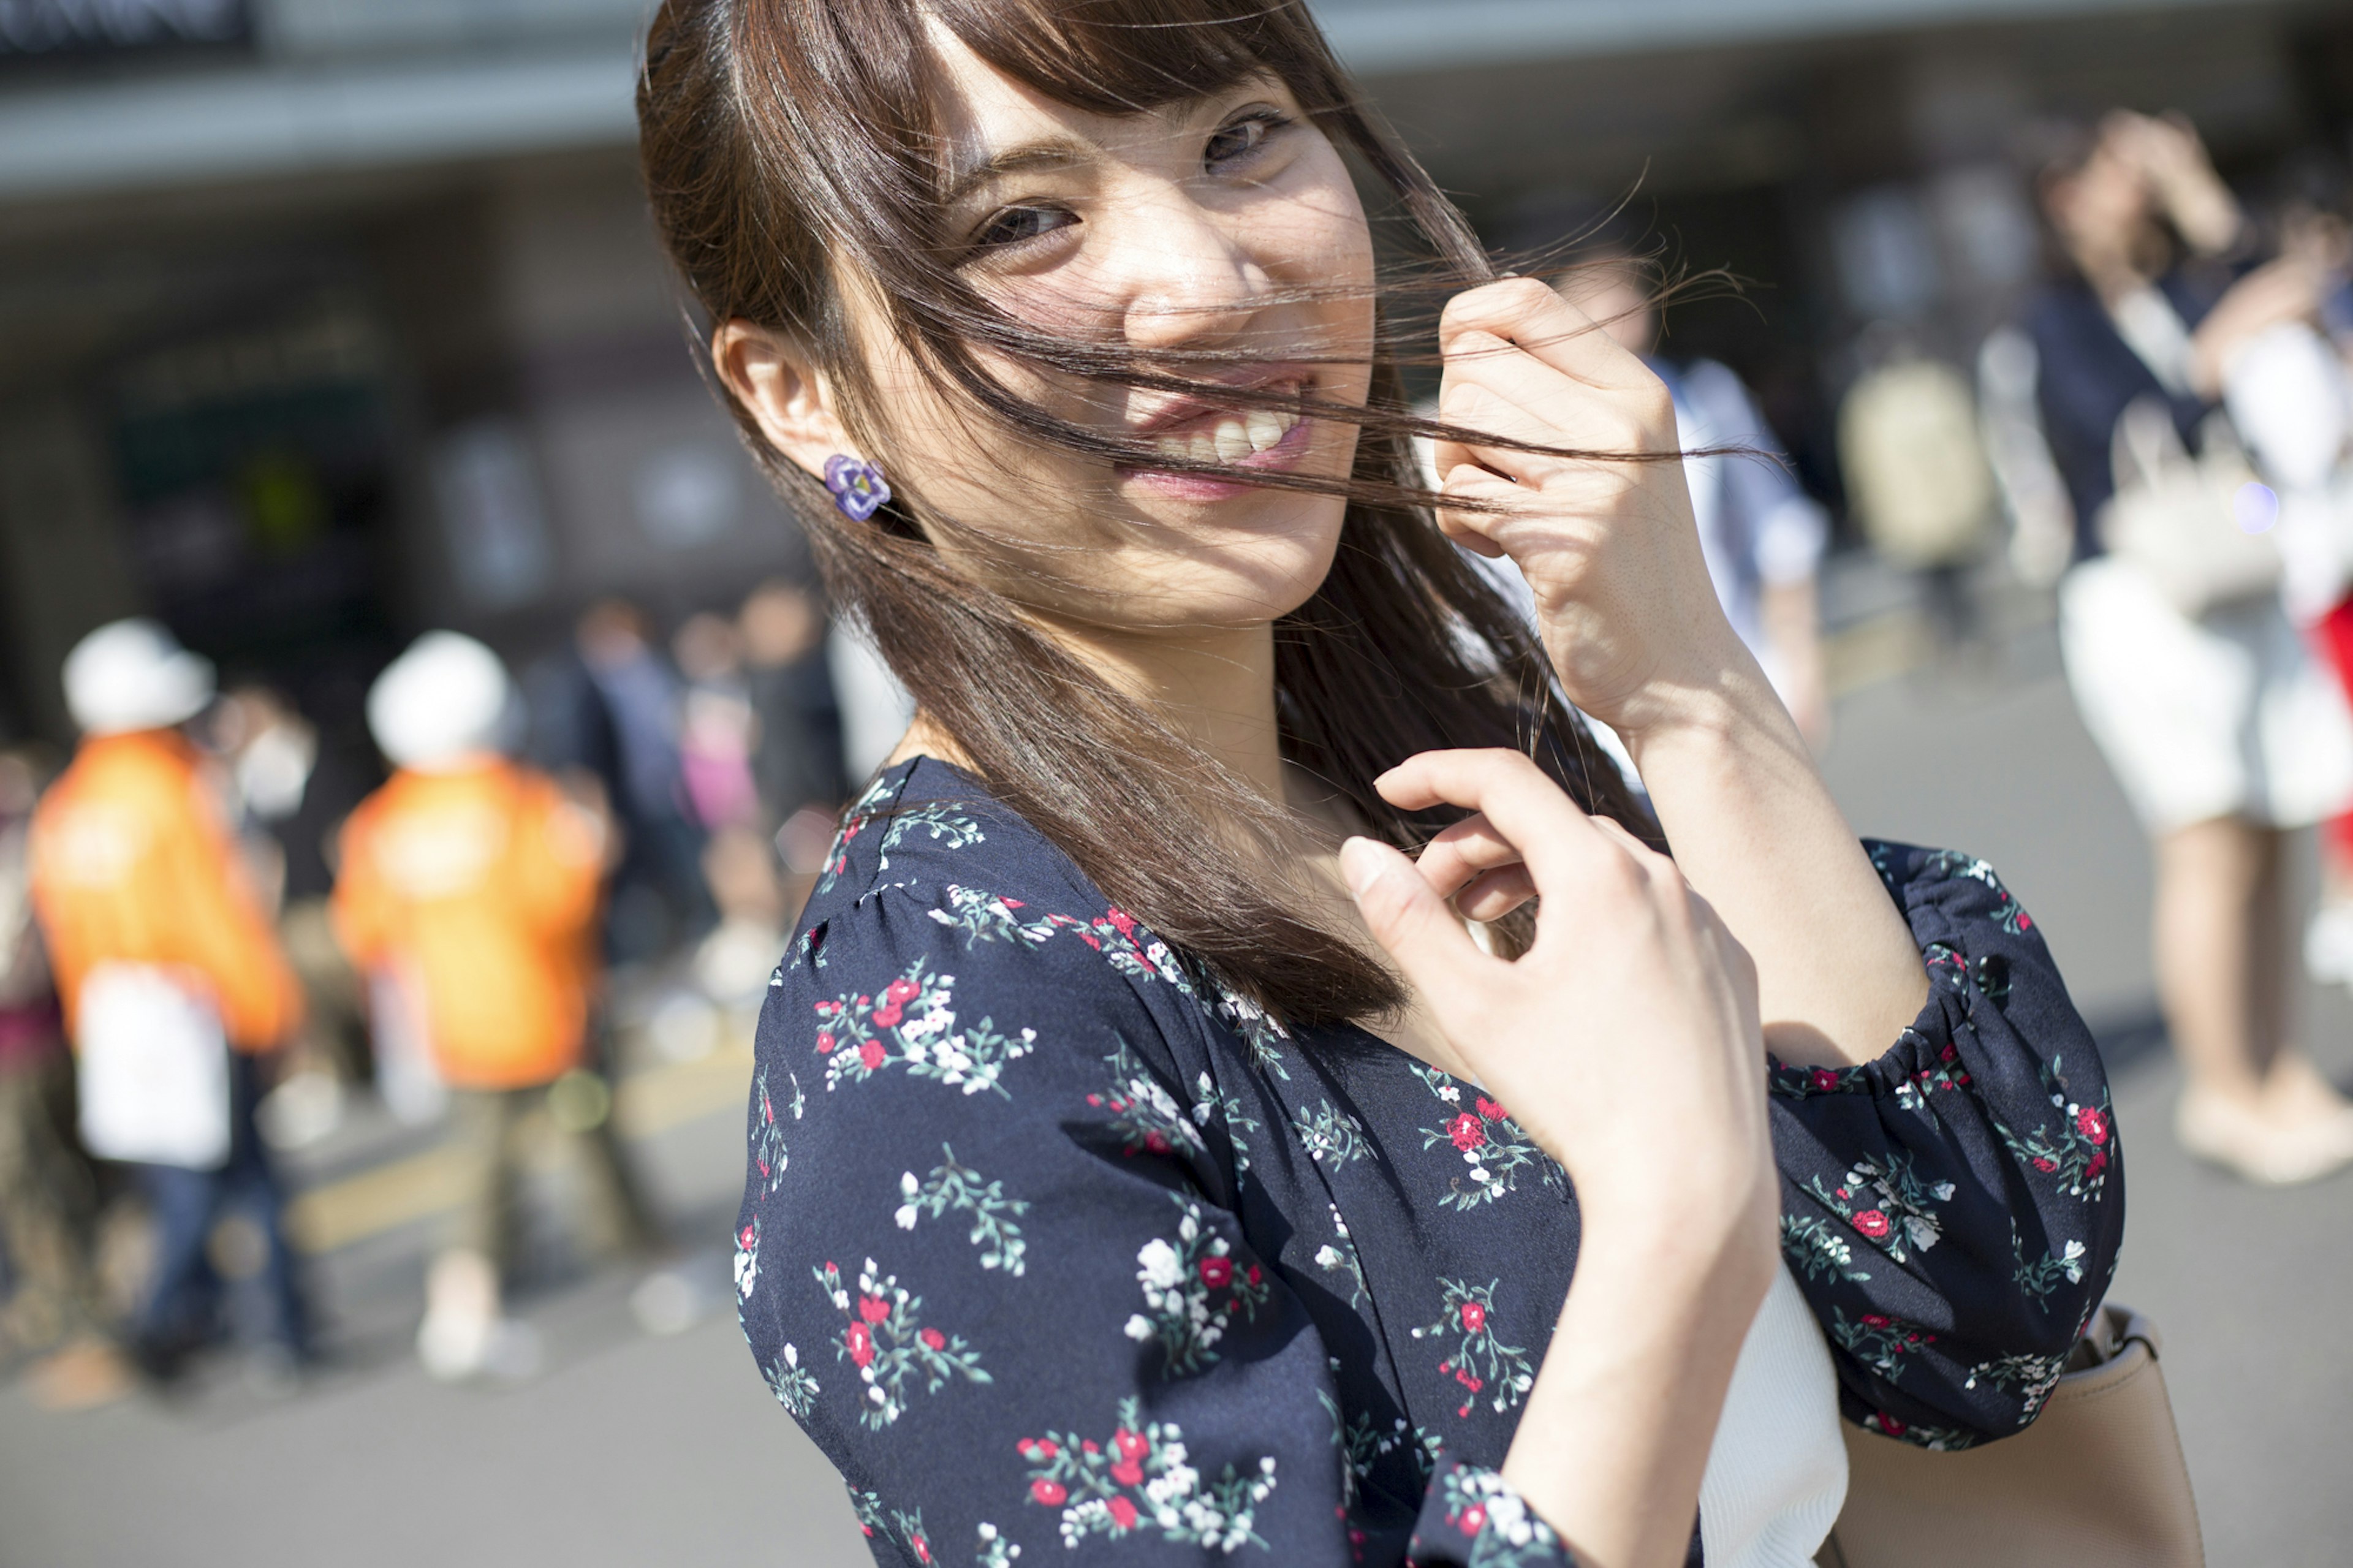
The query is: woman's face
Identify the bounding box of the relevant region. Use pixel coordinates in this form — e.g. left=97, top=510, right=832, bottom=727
left=778, top=34, right=1377, bottom=641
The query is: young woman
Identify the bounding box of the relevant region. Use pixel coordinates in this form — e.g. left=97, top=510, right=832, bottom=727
left=637, top=3, right=2123, bottom=1564
left=2025, top=112, right=2353, bottom=1185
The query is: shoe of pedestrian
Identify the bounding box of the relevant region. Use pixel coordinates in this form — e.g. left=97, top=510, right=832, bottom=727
left=26, top=1339, right=134, bottom=1412
left=418, top=1311, right=542, bottom=1384
left=2175, top=1090, right=2353, bottom=1186
left=629, top=1265, right=713, bottom=1338
left=2305, top=901, right=2353, bottom=989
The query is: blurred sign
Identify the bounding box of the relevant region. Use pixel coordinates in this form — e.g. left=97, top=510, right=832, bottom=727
left=0, top=0, right=249, bottom=58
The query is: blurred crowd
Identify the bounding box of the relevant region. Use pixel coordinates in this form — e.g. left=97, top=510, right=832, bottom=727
left=6, top=100, right=2353, bottom=1425
left=0, top=577, right=906, bottom=1408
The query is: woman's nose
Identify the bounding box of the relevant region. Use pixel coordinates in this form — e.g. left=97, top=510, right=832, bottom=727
left=1108, top=190, right=1270, bottom=355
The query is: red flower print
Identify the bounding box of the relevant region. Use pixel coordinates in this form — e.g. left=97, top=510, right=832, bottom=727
left=884, top=977, right=920, bottom=1005
left=1247, top=1265, right=1262, bottom=1286
left=1143, top=1131, right=1169, bottom=1154
left=1111, top=1458, right=1143, bottom=1487
left=2018, top=912, right=2033, bottom=930
left=1031, top=1479, right=1067, bottom=1507
left=1020, top=1437, right=1058, bottom=1460
left=1448, top=1113, right=1487, bottom=1152
left=738, top=1224, right=755, bottom=1249
left=1940, top=1043, right=1958, bottom=1063
left=1474, top=1097, right=1506, bottom=1122
left=846, top=1322, right=874, bottom=1368
left=1460, top=1300, right=1487, bottom=1335
left=1105, top=908, right=1137, bottom=938
left=816, top=1031, right=835, bottom=1055
left=2076, top=1107, right=2108, bottom=1145
left=1108, top=1498, right=1139, bottom=1531
left=1852, top=1210, right=1892, bottom=1239
left=1877, top=1412, right=1908, bottom=1437
left=911, top=1537, right=931, bottom=1564
left=858, top=1295, right=890, bottom=1324
left=1114, top=1428, right=1148, bottom=1461
left=919, top=1327, right=946, bottom=1350
left=2032, top=1156, right=2058, bottom=1173
left=1862, top=1313, right=1891, bottom=1329
left=1083, top=1440, right=1099, bottom=1455
left=1459, top=1505, right=1487, bottom=1536
left=2086, top=1151, right=2107, bottom=1179
left=1811, top=1068, right=1839, bottom=1092
left=859, top=1039, right=886, bottom=1071
left=1199, top=1256, right=1234, bottom=1290
left=873, top=1003, right=903, bottom=1029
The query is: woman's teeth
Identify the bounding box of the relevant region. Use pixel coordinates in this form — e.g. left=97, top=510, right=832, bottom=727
left=1151, top=406, right=1298, bottom=464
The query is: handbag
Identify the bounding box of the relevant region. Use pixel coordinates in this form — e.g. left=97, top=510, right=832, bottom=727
left=1819, top=1304, right=2202, bottom=1568
left=75, top=961, right=232, bottom=1170
left=2097, top=396, right=2279, bottom=616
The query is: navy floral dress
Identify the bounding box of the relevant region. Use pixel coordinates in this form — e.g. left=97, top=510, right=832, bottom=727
left=734, top=758, right=2123, bottom=1567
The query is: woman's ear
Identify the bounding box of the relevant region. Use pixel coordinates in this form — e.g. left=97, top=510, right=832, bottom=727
left=712, top=320, right=851, bottom=479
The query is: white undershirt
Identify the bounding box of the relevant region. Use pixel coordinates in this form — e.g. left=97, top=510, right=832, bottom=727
left=1698, top=1261, right=1849, bottom=1567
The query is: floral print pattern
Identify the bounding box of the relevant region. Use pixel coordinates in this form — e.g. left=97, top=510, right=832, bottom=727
left=737, top=759, right=2127, bottom=1566
left=1408, top=1066, right=1564, bottom=1211
left=815, top=961, right=1037, bottom=1099
left=894, top=1145, right=1031, bottom=1277
left=816, top=1257, right=990, bottom=1430
left=1411, top=1279, right=1536, bottom=1420
left=1018, top=1396, right=1278, bottom=1552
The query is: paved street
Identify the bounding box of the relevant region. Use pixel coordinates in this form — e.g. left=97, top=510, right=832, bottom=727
left=4, top=616, right=2349, bottom=1567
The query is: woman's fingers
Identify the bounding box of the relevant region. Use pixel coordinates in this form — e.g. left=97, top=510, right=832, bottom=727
left=1456, top=866, right=1537, bottom=923
left=1413, top=811, right=1524, bottom=900
left=1376, top=749, right=1625, bottom=898
left=1440, top=277, right=1653, bottom=392
left=1338, top=836, right=1493, bottom=1012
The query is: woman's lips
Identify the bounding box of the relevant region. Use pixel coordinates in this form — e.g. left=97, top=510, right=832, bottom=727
left=1118, top=408, right=1316, bottom=501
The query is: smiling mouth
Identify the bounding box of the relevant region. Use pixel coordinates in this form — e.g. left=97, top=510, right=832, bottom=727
left=1144, top=405, right=1303, bottom=465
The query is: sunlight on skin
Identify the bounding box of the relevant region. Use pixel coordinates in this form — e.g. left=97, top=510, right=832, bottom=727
left=719, top=37, right=1374, bottom=802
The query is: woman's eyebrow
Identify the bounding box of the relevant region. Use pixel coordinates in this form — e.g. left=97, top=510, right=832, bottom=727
left=942, top=135, right=1094, bottom=206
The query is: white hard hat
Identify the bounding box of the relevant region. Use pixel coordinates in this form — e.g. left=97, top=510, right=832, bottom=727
left=62, top=619, right=216, bottom=737
left=367, top=632, right=515, bottom=771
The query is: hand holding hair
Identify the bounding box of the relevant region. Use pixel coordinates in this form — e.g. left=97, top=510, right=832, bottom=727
left=1340, top=746, right=1778, bottom=1568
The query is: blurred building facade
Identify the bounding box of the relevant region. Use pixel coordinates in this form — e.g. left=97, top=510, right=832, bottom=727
left=1, top=0, right=2350, bottom=740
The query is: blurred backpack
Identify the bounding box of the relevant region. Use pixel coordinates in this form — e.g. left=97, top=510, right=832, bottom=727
left=1839, top=357, right=1998, bottom=569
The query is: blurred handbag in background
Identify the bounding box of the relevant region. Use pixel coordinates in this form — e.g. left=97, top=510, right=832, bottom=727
left=2098, top=396, right=2280, bottom=616
left=1819, top=1304, right=2202, bottom=1568
left=74, top=961, right=231, bottom=1169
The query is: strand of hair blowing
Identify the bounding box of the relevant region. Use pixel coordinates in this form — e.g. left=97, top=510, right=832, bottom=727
left=637, top=0, right=1654, bottom=1027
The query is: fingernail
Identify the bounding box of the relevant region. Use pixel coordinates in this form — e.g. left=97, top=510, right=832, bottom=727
left=1338, top=836, right=1387, bottom=898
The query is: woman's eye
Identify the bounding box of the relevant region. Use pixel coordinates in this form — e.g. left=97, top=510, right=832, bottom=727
left=974, top=205, right=1077, bottom=249
left=1205, top=111, right=1288, bottom=170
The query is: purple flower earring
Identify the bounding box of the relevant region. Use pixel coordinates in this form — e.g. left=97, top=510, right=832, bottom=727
left=824, top=454, right=892, bottom=521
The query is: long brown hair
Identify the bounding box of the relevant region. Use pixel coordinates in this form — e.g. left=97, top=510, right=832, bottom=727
left=637, top=0, right=1657, bottom=1026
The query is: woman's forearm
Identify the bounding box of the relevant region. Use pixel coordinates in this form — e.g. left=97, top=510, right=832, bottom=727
left=1502, top=1222, right=1773, bottom=1568
left=1620, top=657, right=1926, bottom=1068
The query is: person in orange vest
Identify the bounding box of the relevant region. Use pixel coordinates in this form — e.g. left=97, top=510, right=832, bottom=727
left=335, top=632, right=658, bottom=1381
left=28, top=619, right=311, bottom=1384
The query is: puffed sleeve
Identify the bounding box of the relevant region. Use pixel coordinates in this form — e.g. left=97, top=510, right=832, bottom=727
left=736, top=882, right=1586, bottom=1567
left=1768, top=843, right=2124, bottom=1450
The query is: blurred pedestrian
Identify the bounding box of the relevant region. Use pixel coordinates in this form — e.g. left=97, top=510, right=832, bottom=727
left=209, top=684, right=375, bottom=1146
left=672, top=611, right=763, bottom=833
left=2021, top=110, right=2353, bottom=1183
left=28, top=620, right=312, bottom=1382
left=0, top=748, right=129, bottom=1410
left=529, top=600, right=714, bottom=961
left=738, top=580, right=847, bottom=858
left=334, top=633, right=660, bottom=1382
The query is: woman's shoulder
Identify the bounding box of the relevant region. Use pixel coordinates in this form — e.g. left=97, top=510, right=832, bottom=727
left=778, top=757, right=1215, bottom=1066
